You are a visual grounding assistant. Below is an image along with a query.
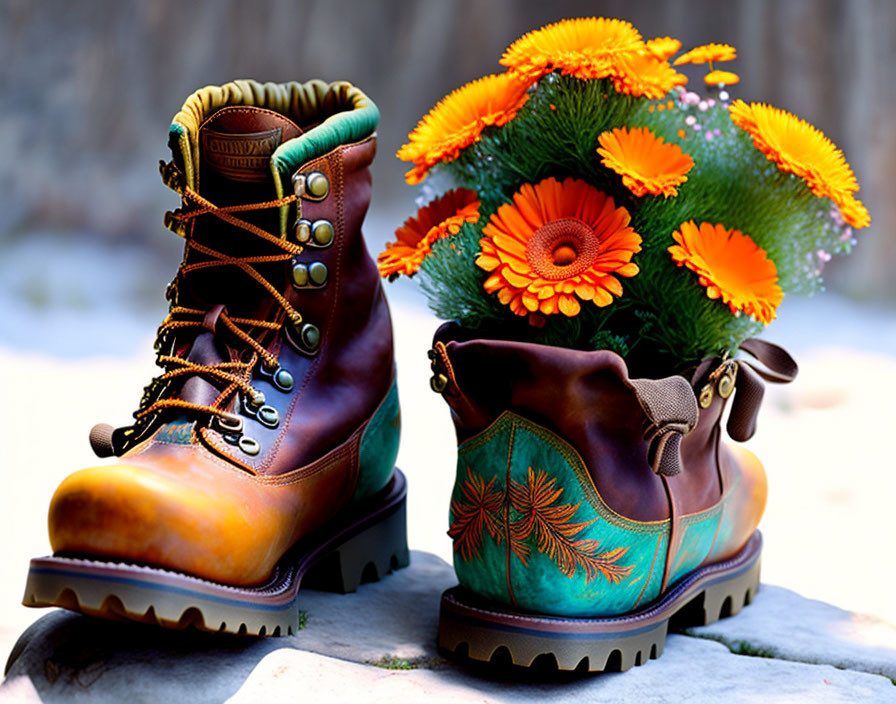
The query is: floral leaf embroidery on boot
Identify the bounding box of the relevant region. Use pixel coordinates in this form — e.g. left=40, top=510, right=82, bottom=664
left=448, top=468, right=505, bottom=560
left=509, top=468, right=634, bottom=584
left=450, top=466, right=634, bottom=584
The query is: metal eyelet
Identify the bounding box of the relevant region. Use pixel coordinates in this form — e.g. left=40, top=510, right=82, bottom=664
left=698, top=384, right=714, bottom=408
left=292, top=261, right=328, bottom=289
left=718, top=366, right=737, bottom=399
left=292, top=171, right=329, bottom=200
left=238, top=436, right=261, bottom=456
left=289, top=321, right=321, bottom=351
left=259, top=365, right=295, bottom=392
left=295, top=219, right=312, bottom=243
left=310, top=220, right=334, bottom=247
left=285, top=319, right=322, bottom=355
left=272, top=368, right=294, bottom=391
left=256, top=405, right=280, bottom=429
left=221, top=432, right=241, bottom=445
left=216, top=414, right=244, bottom=434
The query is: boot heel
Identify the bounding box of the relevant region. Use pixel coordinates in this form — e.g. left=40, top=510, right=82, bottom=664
left=303, top=495, right=410, bottom=593
left=698, top=551, right=761, bottom=626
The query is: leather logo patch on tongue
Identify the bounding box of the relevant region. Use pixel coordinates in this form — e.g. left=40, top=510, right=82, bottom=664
left=201, top=128, right=282, bottom=182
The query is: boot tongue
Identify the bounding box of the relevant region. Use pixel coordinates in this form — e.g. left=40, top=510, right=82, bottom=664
left=169, top=107, right=303, bottom=408
left=181, top=106, right=302, bottom=313
left=198, top=106, right=303, bottom=202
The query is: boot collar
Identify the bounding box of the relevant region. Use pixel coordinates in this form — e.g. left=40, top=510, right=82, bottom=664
left=167, top=79, right=379, bottom=236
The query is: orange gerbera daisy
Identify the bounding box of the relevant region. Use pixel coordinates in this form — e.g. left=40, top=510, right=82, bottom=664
left=609, top=50, right=688, bottom=99
left=669, top=221, right=783, bottom=324
left=597, top=127, right=695, bottom=197
left=500, top=17, right=645, bottom=81
left=396, top=74, right=531, bottom=185
left=704, top=69, right=740, bottom=85
left=674, top=43, right=737, bottom=66
left=729, top=100, right=869, bottom=227
left=477, top=177, right=641, bottom=321
left=646, top=36, right=682, bottom=61
left=378, top=189, right=480, bottom=279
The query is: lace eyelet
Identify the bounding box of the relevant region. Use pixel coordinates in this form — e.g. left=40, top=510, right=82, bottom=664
left=216, top=414, right=244, bottom=434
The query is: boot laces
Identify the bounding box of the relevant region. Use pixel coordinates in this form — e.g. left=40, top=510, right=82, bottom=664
left=132, top=161, right=302, bottom=433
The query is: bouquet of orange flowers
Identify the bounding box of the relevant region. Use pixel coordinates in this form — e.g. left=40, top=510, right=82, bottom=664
left=379, top=18, right=868, bottom=373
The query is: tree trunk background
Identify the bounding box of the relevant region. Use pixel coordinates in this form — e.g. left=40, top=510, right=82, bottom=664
left=0, top=0, right=892, bottom=299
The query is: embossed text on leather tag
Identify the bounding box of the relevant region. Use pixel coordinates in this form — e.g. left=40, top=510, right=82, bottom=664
left=201, top=128, right=283, bottom=182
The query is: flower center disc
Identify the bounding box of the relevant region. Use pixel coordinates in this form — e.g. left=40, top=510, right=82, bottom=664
left=526, top=218, right=600, bottom=280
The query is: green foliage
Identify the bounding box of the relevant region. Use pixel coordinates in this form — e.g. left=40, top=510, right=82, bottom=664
left=365, top=654, right=449, bottom=670
left=401, top=74, right=856, bottom=374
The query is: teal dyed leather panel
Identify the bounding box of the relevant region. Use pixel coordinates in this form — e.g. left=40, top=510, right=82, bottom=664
left=149, top=415, right=194, bottom=446
left=450, top=412, right=735, bottom=618
left=353, top=379, right=400, bottom=503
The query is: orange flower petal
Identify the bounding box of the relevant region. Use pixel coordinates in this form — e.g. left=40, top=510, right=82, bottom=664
left=704, top=69, right=740, bottom=85
left=558, top=295, right=581, bottom=316
left=646, top=36, right=682, bottom=61
left=501, top=17, right=645, bottom=81
left=379, top=189, right=480, bottom=278
left=839, top=195, right=871, bottom=229
left=674, top=43, right=736, bottom=66
left=597, top=126, right=694, bottom=198
left=668, top=221, right=783, bottom=324
left=396, top=74, right=531, bottom=184
left=729, top=101, right=867, bottom=226
left=609, top=51, right=688, bottom=99
left=476, top=254, right=501, bottom=271
left=539, top=297, right=559, bottom=315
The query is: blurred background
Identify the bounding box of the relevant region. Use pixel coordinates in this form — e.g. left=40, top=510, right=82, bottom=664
left=0, top=0, right=894, bottom=320
left=0, top=0, right=894, bottom=659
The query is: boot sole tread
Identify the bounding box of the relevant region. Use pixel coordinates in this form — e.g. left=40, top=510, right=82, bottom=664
left=438, top=531, right=761, bottom=672
left=22, top=469, right=409, bottom=637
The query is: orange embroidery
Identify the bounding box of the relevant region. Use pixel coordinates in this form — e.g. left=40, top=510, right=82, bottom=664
left=450, top=466, right=634, bottom=584
left=448, top=468, right=505, bottom=560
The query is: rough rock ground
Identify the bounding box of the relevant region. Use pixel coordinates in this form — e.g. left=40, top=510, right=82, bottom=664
left=1, top=234, right=895, bottom=700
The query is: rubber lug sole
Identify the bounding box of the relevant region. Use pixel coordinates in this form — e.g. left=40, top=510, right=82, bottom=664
left=22, top=469, right=409, bottom=637
left=438, top=530, right=762, bottom=673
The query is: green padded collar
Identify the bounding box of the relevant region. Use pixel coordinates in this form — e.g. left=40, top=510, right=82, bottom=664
left=169, top=78, right=379, bottom=183
left=168, top=78, right=379, bottom=234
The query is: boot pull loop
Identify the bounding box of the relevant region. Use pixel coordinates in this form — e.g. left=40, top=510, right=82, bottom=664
left=89, top=423, right=117, bottom=458
left=629, top=376, right=699, bottom=477
left=727, top=339, right=798, bottom=442
left=739, top=338, right=799, bottom=384
left=88, top=423, right=138, bottom=458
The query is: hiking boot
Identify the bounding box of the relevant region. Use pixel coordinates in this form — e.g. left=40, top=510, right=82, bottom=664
left=23, top=79, right=407, bottom=636
left=430, top=323, right=796, bottom=671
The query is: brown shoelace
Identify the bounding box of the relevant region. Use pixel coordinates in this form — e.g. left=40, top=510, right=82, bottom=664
left=136, top=161, right=302, bottom=426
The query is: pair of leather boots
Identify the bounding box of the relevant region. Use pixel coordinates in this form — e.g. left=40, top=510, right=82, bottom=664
left=23, top=79, right=796, bottom=673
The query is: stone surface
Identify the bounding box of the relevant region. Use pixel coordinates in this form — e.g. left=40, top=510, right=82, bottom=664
left=687, top=584, right=896, bottom=681
left=3, top=551, right=895, bottom=703
left=226, top=638, right=896, bottom=704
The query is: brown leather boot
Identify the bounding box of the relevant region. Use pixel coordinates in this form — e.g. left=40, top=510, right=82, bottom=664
left=430, top=322, right=796, bottom=671
left=23, top=79, right=407, bottom=636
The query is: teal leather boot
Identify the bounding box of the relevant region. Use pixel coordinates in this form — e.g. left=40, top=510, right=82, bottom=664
left=430, top=323, right=796, bottom=671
